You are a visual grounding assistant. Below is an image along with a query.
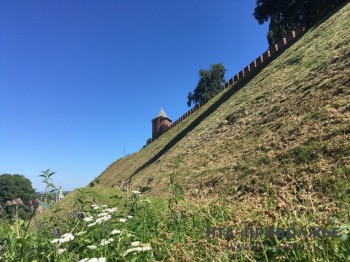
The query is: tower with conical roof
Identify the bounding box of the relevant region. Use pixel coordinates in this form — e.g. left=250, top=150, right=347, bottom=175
left=152, top=107, right=172, bottom=140
left=56, top=186, right=64, bottom=202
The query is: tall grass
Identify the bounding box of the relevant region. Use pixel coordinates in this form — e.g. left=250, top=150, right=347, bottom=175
left=1, top=167, right=350, bottom=261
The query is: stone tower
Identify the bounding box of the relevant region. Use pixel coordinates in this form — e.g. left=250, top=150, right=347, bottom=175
left=152, top=107, right=172, bottom=140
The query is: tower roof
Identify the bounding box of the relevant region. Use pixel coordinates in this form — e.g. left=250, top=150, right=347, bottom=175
left=156, top=107, right=168, bottom=118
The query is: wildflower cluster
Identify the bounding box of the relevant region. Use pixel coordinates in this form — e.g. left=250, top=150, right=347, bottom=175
left=111, top=229, right=121, bottom=235
left=51, top=233, right=74, bottom=244
left=91, top=204, right=100, bottom=210
left=124, top=241, right=152, bottom=256
left=100, top=238, right=113, bottom=246
left=85, top=205, right=118, bottom=227
left=87, top=215, right=111, bottom=227
left=75, top=231, right=86, bottom=236
left=47, top=202, right=153, bottom=261
left=0, top=171, right=156, bottom=261
left=78, top=258, right=106, bottom=262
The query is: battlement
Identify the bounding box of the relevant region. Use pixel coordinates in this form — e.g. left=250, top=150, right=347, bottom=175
left=151, top=26, right=307, bottom=142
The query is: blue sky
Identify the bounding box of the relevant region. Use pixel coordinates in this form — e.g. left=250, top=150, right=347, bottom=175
left=0, top=0, right=269, bottom=191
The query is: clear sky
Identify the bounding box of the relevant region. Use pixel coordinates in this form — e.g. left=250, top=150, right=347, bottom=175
left=0, top=0, right=269, bottom=191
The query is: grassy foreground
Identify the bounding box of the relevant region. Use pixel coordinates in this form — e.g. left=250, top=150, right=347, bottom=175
left=0, top=173, right=350, bottom=261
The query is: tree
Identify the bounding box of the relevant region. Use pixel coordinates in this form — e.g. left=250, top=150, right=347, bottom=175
left=187, top=63, right=226, bottom=107
left=0, top=174, right=36, bottom=205
left=253, top=0, right=346, bottom=45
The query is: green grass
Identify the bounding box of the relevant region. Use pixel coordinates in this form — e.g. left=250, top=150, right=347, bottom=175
left=2, top=172, right=350, bottom=261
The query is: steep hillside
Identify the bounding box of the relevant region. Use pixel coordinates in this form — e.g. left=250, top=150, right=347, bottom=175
left=44, top=4, right=350, bottom=261
left=53, top=3, right=350, bottom=217
left=91, top=2, right=349, bottom=208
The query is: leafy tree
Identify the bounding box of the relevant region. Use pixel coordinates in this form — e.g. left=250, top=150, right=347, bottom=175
left=0, top=174, right=36, bottom=219
left=187, top=63, right=226, bottom=107
left=0, top=174, right=36, bottom=205
left=253, top=0, right=346, bottom=45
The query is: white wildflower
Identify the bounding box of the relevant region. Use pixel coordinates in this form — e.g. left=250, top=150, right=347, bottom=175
left=61, top=233, right=74, bottom=242
left=79, top=258, right=106, bottom=262
left=123, top=247, right=139, bottom=256
left=87, top=222, right=97, bottom=227
left=97, top=212, right=109, bottom=217
left=51, top=238, right=60, bottom=244
left=119, top=218, right=127, bottom=223
left=141, top=245, right=152, bottom=251
left=111, top=229, right=121, bottom=235
left=88, top=215, right=111, bottom=227
left=123, top=244, right=152, bottom=256
left=75, top=231, right=86, bottom=236
left=58, top=248, right=66, bottom=254
left=83, top=217, right=94, bottom=222
left=59, top=237, right=73, bottom=244
left=79, top=259, right=106, bottom=262
left=132, top=190, right=141, bottom=194
left=127, top=215, right=133, bottom=219
left=95, top=214, right=112, bottom=224
left=131, top=241, right=140, bottom=247
left=101, top=205, right=107, bottom=208
left=87, top=245, right=97, bottom=250
left=100, top=238, right=113, bottom=246
left=91, top=204, right=100, bottom=209
left=51, top=233, right=74, bottom=244
left=104, top=207, right=118, bottom=213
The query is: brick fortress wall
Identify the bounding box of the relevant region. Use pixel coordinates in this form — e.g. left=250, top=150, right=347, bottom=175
left=152, top=27, right=306, bottom=141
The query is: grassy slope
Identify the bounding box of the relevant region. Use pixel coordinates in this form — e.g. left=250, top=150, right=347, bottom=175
left=61, top=3, right=349, bottom=216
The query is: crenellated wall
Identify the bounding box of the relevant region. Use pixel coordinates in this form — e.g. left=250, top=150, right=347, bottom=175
left=152, top=26, right=306, bottom=141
